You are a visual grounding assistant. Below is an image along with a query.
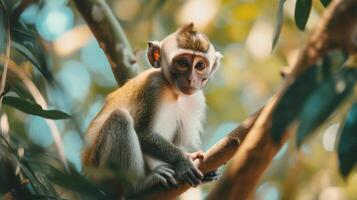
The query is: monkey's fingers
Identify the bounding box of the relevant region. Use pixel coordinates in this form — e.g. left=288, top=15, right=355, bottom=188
left=191, top=165, right=204, bottom=180
left=155, top=174, right=170, bottom=188
left=183, top=174, right=195, bottom=187
left=160, top=166, right=175, bottom=175
left=158, top=169, right=178, bottom=186
left=187, top=170, right=201, bottom=187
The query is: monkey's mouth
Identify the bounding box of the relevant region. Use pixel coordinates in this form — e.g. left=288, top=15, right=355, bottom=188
left=177, top=85, right=197, bottom=95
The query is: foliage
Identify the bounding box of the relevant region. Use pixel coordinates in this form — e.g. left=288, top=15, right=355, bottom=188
left=338, top=104, right=357, bottom=177
left=297, top=67, right=356, bottom=147
left=0, top=0, right=356, bottom=199
left=0, top=0, right=71, bottom=198
left=272, top=0, right=331, bottom=49
left=294, top=0, right=312, bottom=31
left=270, top=0, right=357, bottom=177
left=2, top=96, right=71, bottom=120
left=271, top=52, right=357, bottom=177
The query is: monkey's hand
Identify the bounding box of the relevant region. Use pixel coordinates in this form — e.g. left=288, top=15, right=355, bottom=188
left=188, top=151, right=221, bottom=183
left=151, top=164, right=178, bottom=188
left=174, top=154, right=204, bottom=187
left=188, top=150, right=204, bottom=161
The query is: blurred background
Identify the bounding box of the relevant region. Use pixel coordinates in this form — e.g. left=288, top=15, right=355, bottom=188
left=1, top=0, right=356, bottom=199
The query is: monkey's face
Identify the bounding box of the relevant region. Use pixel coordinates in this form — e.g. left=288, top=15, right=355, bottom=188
left=147, top=23, right=223, bottom=96
left=168, top=54, right=211, bottom=95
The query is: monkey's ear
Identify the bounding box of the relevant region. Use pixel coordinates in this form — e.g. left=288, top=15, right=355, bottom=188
left=210, top=51, right=223, bottom=75
left=147, top=41, right=161, bottom=68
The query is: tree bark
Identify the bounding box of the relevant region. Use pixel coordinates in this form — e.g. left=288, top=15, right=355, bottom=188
left=73, top=0, right=138, bottom=86
left=207, top=0, right=357, bottom=199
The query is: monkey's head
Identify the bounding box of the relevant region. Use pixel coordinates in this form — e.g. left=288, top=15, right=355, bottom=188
left=147, top=23, right=223, bottom=95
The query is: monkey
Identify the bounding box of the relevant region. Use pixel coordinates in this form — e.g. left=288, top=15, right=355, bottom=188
left=81, top=23, right=223, bottom=197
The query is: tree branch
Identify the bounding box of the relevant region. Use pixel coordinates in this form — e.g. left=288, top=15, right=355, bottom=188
left=207, top=0, right=357, bottom=199
left=135, top=108, right=262, bottom=199
left=73, top=0, right=138, bottom=86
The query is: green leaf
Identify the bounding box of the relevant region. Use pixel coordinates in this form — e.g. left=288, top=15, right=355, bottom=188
left=271, top=52, right=348, bottom=143
left=7, top=82, right=34, bottom=101
left=272, top=0, right=286, bottom=50
left=338, top=103, right=357, bottom=177
left=2, top=70, right=35, bottom=101
left=297, top=68, right=357, bottom=146
left=2, top=96, right=71, bottom=120
left=10, top=21, right=53, bottom=82
left=271, top=65, right=319, bottom=142
left=295, top=0, right=312, bottom=31
left=320, top=0, right=331, bottom=7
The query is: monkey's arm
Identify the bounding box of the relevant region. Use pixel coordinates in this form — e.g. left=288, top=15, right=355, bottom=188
left=138, top=132, right=204, bottom=187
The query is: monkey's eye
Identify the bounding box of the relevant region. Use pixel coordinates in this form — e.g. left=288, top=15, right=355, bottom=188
left=177, top=59, right=190, bottom=67
left=195, top=62, right=206, bottom=71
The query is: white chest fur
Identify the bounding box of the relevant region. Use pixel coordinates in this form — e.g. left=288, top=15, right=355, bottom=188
left=152, top=91, right=206, bottom=150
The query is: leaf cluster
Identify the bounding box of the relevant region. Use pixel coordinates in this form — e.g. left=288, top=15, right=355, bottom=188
left=271, top=50, right=357, bottom=177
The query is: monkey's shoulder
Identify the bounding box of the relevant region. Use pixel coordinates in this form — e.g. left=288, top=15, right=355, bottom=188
left=105, top=68, right=170, bottom=104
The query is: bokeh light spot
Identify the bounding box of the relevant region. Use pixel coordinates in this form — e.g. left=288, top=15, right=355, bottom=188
left=206, top=122, right=237, bottom=150
left=115, top=0, right=140, bottom=21
left=81, top=98, right=104, bottom=132
left=322, top=123, right=339, bottom=152
left=80, top=39, right=117, bottom=87
left=36, top=5, right=74, bottom=41
left=256, top=182, right=280, bottom=200
left=57, top=60, right=91, bottom=102
left=20, top=4, right=39, bottom=24
left=27, top=116, right=53, bottom=147
left=176, top=0, right=219, bottom=31
left=245, top=20, right=273, bottom=60
left=63, top=131, right=84, bottom=171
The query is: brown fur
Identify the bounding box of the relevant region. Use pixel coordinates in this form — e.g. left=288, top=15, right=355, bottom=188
left=81, top=69, right=176, bottom=167
left=176, top=23, right=210, bottom=53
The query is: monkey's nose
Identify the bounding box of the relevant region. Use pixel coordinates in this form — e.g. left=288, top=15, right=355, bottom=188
left=187, top=73, right=195, bottom=84
left=186, top=77, right=192, bottom=85
left=187, top=78, right=196, bottom=87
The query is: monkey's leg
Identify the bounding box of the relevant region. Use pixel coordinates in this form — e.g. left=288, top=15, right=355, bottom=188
left=95, top=109, right=145, bottom=177
left=94, top=109, right=177, bottom=195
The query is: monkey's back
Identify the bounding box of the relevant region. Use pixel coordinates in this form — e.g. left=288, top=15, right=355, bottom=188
left=81, top=68, right=171, bottom=167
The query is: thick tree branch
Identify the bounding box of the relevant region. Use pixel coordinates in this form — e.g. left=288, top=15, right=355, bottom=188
left=73, top=0, right=138, bottom=86
left=207, top=0, right=357, bottom=199
left=135, top=109, right=262, bottom=199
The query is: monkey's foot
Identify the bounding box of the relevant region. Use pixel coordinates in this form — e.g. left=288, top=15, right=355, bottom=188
left=202, top=170, right=222, bottom=182
left=152, top=164, right=178, bottom=188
